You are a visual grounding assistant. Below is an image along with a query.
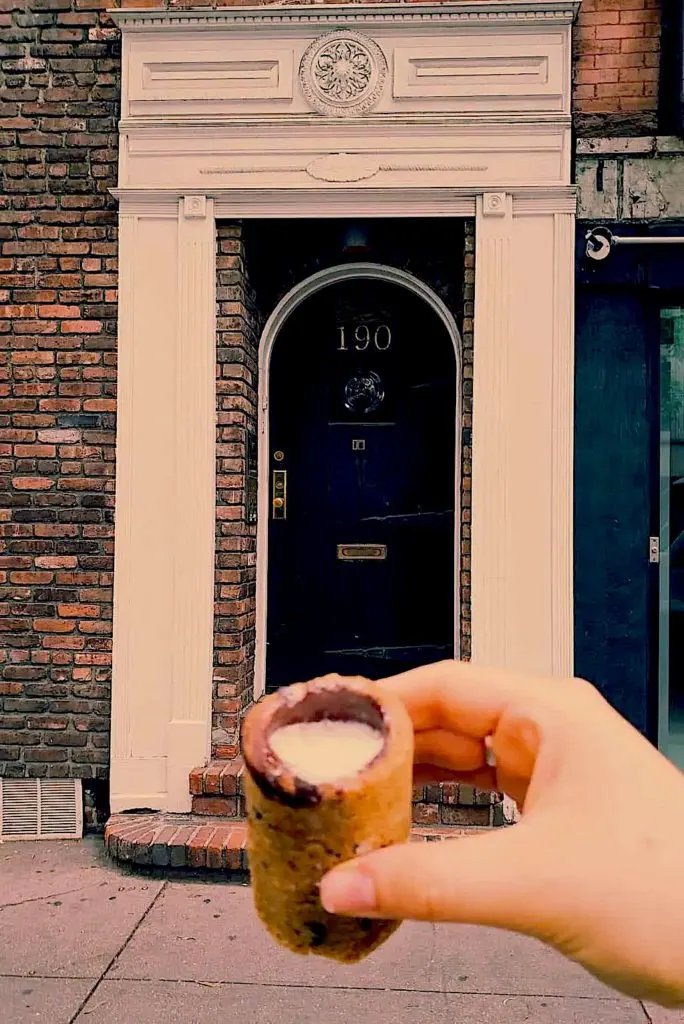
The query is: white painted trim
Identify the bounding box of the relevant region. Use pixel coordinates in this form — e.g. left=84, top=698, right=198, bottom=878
left=471, top=195, right=575, bottom=677
left=167, top=197, right=217, bottom=810
left=111, top=187, right=576, bottom=219
left=110, top=2, right=581, bottom=31
left=254, top=263, right=463, bottom=699
left=551, top=211, right=575, bottom=676
left=471, top=193, right=513, bottom=666
left=110, top=198, right=216, bottom=814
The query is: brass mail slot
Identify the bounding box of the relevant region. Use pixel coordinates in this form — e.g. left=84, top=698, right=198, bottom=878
left=337, top=544, right=387, bottom=561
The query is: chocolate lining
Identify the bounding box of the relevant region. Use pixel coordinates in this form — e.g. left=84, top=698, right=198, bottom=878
left=243, top=677, right=388, bottom=808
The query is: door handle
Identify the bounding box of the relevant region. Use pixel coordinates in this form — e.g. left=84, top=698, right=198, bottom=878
left=272, top=469, right=287, bottom=520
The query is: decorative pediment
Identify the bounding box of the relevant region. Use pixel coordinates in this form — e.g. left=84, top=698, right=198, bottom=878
left=111, top=2, right=578, bottom=193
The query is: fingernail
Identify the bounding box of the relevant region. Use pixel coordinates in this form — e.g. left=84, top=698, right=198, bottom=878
left=320, top=868, right=377, bottom=914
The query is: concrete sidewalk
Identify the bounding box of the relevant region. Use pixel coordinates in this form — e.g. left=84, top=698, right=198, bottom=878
left=0, top=839, right=679, bottom=1024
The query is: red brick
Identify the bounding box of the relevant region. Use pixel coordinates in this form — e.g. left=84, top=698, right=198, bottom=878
left=224, top=828, right=246, bottom=871
left=0, top=683, right=23, bottom=696
left=595, top=22, right=646, bottom=39
left=189, top=766, right=205, bottom=796
left=60, top=320, right=103, bottom=334
left=220, top=761, right=242, bottom=796
left=11, top=352, right=55, bottom=365
left=412, top=803, right=440, bottom=825
left=214, top=743, right=239, bottom=759
left=618, top=66, right=659, bottom=82
left=35, top=556, right=79, bottom=569
left=33, top=618, right=76, bottom=633
left=192, top=795, right=238, bottom=817
left=57, top=603, right=100, bottom=618
left=11, top=476, right=56, bottom=490
left=187, top=825, right=217, bottom=868
left=596, top=80, right=644, bottom=97
left=441, top=806, right=491, bottom=827
left=207, top=829, right=229, bottom=869
left=14, top=444, right=56, bottom=457
left=575, top=68, right=618, bottom=85
left=39, top=304, right=80, bottom=318
left=10, top=571, right=54, bottom=584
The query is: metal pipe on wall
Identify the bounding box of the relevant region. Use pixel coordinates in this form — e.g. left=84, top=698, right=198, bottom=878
left=585, top=226, right=684, bottom=260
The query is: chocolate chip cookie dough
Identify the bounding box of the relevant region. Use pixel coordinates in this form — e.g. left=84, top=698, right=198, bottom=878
left=241, top=674, right=414, bottom=963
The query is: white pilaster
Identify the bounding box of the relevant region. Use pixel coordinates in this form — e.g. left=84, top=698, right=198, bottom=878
left=110, top=202, right=179, bottom=811
left=471, top=194, right=575, bottom=677
left=551, top=211, right=575, bottom=677
left=471, top=192, right=513, bottom=668
left=167, top=196, right=217, bottom=811
left=110, top=197, right=216, bottom=813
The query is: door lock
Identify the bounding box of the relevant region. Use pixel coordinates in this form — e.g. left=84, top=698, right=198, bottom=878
left=272, top=470, right=287, bottom=519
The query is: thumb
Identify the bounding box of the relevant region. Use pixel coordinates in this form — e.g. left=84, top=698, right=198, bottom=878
left=320, top=824, right=555, bottom=936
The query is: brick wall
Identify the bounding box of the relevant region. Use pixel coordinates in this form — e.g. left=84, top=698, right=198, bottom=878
left=0, top=0, right=119, bottom=793
left=213, top=222, right=259, bottom=759
left=573, top=0, right=662, bottom=135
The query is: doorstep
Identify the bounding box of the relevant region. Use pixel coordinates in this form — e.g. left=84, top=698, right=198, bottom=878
left=104, top=812, right=489, bottom=874
left=188, top=759, right=503, bottom=827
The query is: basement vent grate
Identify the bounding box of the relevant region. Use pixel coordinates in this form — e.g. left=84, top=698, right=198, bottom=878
left=0, top=779, right=83, bottom=841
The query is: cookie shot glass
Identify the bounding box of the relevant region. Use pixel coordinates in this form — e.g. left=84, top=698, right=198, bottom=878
left=241, top=674, right=414, bottom=963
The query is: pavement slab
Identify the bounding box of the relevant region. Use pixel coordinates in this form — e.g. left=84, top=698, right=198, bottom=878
left=0, top=838, right=118, bottom=907
left=109, top=880, right=622, bottom=1001
left=0, top=840, right=664, bottom=1024
left=108, top=881, right=445, bottom=991
left=0, top=839, right=164, bottom=979
left=0, top=976, right=92, bottom=1024
left=643, top=1008, right=684, bottom=1023
left=75, top=980, right=649, bottom=1024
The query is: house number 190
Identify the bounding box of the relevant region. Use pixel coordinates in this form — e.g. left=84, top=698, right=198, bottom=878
left=338, top=324, right=392, bottom=352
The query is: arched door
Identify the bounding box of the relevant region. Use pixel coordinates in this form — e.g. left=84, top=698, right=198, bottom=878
left=265, top=275, right=458, bottom=691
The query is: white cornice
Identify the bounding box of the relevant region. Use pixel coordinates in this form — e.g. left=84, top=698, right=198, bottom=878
left=110, top=184, right=576, bottom=218
left=109, top=1, right=581, bottom=32
left=119, top=113, right=572, bottom=133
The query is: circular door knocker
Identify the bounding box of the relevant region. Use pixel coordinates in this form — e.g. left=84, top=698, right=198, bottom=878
left=344, top=370, right=384, bottom=414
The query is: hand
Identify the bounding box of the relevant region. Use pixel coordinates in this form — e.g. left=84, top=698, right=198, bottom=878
left=319, top=661, right=684, bottom=1007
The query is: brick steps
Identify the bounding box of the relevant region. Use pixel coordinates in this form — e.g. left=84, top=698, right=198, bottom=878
left=188, top=759, right=503, bottom=827
left=104, top=811, right=490, bottom=873
left=189, top=758, right=244, bottom=817
left=104, top=756, right=506, bottom=873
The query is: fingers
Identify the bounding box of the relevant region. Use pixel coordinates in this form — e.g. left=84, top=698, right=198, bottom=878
left=413, top=729, right=486, bottom=772
left=320, top=823, right=554, bottom=935
left=377, top=660, right=543, bottom=739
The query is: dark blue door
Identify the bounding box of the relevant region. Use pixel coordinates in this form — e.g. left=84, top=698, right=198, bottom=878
left=265, top=277, right=457, bottom=691
left=574, top=286, right=659, bottom=737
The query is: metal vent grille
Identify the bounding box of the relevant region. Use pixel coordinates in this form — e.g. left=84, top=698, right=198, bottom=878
left=0, top=779, right=83, bottom=840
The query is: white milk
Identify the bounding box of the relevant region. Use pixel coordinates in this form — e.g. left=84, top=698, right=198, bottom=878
left=269, top=720, right=383, bottom=785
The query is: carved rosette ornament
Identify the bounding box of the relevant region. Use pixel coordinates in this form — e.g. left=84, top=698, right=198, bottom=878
left=299, top=31, right=387, bottom=117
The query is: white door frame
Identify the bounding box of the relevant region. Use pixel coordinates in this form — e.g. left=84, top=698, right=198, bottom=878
left=253, top=262, right=464, bottom=699
left=109, top=2, right=577, bottom=812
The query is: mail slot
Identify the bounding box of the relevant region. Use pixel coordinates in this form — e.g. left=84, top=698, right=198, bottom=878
left=337, top=544, right=387, bottom=561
